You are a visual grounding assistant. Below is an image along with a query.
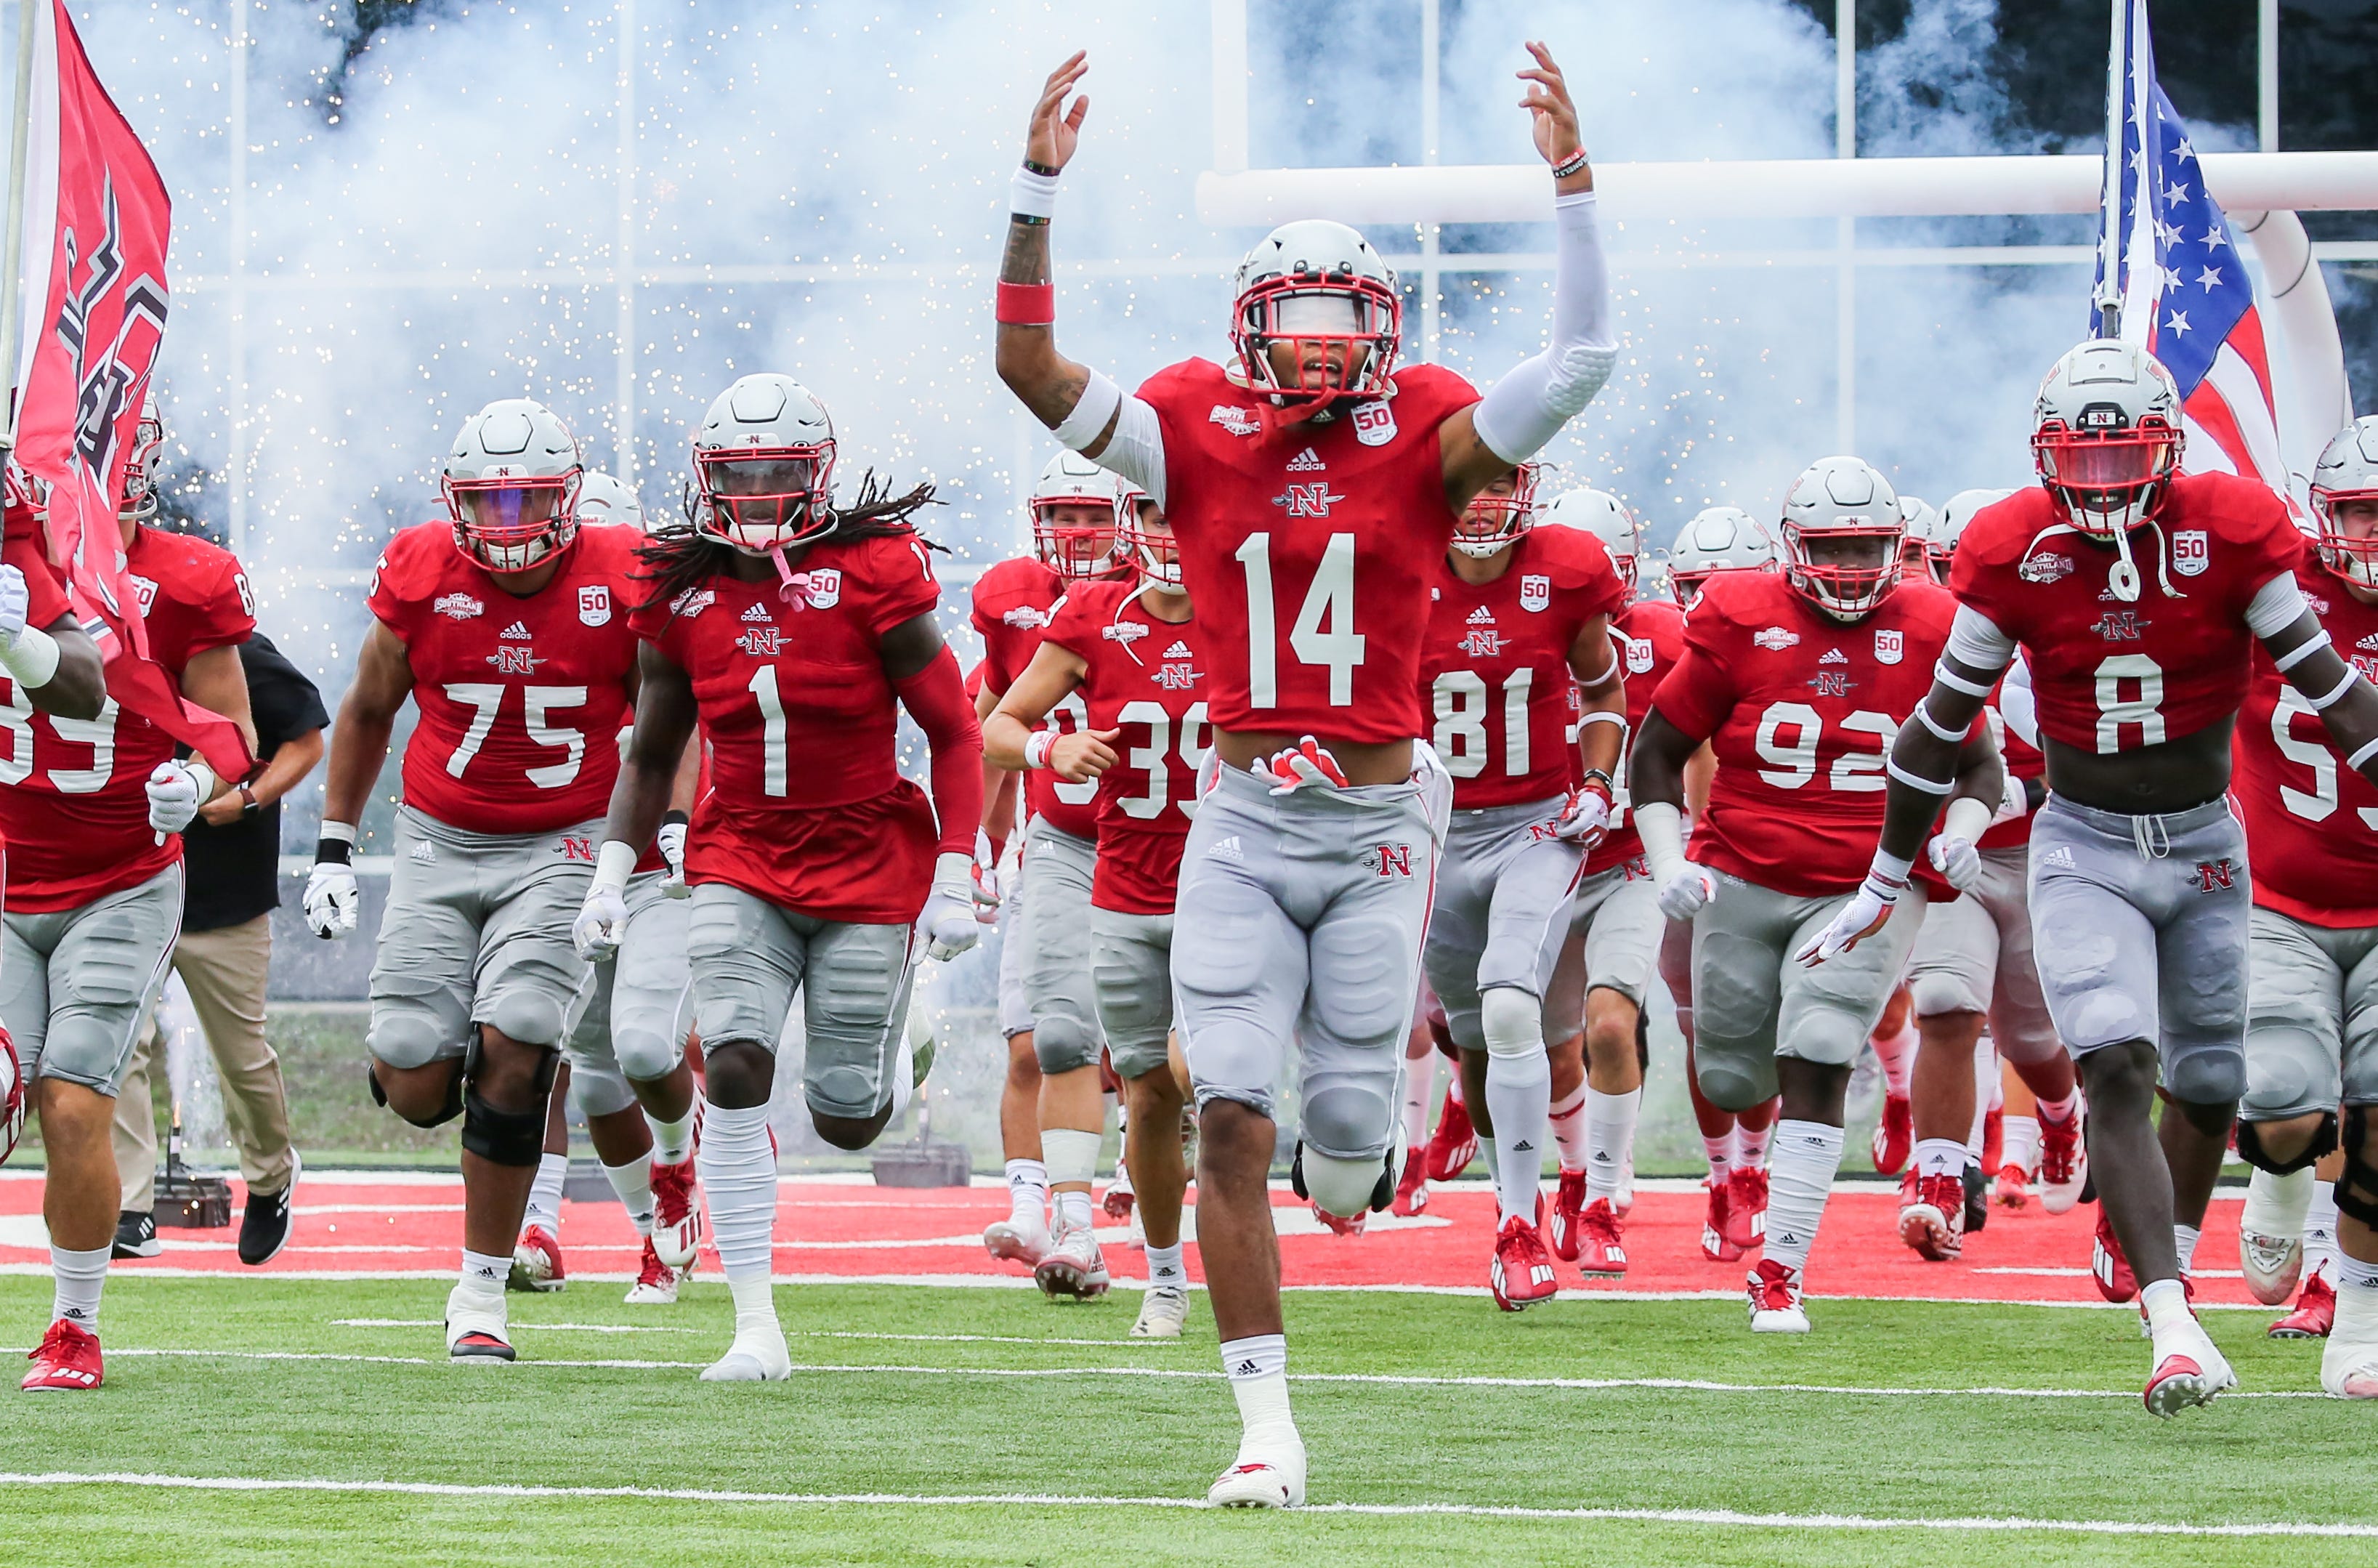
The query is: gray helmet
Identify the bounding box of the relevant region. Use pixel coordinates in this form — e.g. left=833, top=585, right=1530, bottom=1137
left=119, top=387, right=165, bottom=523
left=441, top=397, right=583, bottom=573
left=1540, top=486, right=1641, bottom=590
left=1666, top=505, right=1776, bottom=607
left=2031, top=339, right=2184, bottom=538
left=692, top=373, right=836, bottom=554
left=574, top=469, right=646, bottom=532
left=1778, top=455, right=1903, bottom=621
left=1229, top=218, right=1402, bottom=408
left=2309, top=416, right=2378, bottom=587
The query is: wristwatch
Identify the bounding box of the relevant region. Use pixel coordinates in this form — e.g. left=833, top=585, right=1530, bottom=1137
left=238, top=784, right=261, bottom=817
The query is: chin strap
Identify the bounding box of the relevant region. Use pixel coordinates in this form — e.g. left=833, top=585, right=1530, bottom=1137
left=2022, top=515, right=2181, bottom=605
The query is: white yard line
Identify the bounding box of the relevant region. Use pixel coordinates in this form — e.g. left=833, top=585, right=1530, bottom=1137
left=0, top=1471, right=2358, bottom=1536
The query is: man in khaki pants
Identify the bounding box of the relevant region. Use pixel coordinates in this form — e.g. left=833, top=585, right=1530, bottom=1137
left=113, top=630, right=328, bottom=1265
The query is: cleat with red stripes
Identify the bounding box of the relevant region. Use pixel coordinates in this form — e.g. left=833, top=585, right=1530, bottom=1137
left=2270, top=1273, right=2337, bottom=1339
left=2037, top=1107, right=2086, bottom=1213
left=623, top=1238, right=689, bottom=1305
left=1425, top=1090, right=1479, bottom=1181
left=1104, top=1155, right=1136, bottom=1221
left=2092, top=1205, right=2138, bottom=1304
left=1898, top=1171, right=1965, bottom=1262
left=1311, top=1202, right=1367, bottom=1238
left=1720, top=1165, right=1768, bottom=1253
left=650, top=1154, right=703, bottom=1269
left=1747, top=1258, right=1809, bottom=1333
left=1548, top=1168, right=1588, bottom=1261
left=1870, top=1094, right=1912, bottom=1176
left=1391, top=1149, right=1431, bottom=1218
left=1993, top=1162, right=2032, bottom=1209
left=507, top=1225, right=566, bottom=1293
left=1489, top=1206, right=1558, bottom=1312
left=20, top=1320, right=102, bottom=1392
left=1700, top=1175, right=1743, bottom=1263
left=1571, top=1197, right=1627, bottom=1280
left=2145, top=1335, right=2236, bottom=1418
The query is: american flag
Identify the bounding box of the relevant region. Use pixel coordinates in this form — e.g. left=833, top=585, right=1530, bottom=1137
left=2092, top=0, right=2286, bottom=493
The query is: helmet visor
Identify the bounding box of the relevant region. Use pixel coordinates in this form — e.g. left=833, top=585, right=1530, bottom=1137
left=455, top=480, right=567, bottom=533
left=2037, top=429, right=2173, bottom=489
left=697, top=449, right=832, bottom=545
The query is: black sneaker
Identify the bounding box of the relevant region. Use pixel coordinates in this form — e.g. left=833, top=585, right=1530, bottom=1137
left=1962, top=1161, right=1989, bottom=1235
left=112, top=1210, right=160, bottom=1260
left=238, top=1149, right=302, bottom=1266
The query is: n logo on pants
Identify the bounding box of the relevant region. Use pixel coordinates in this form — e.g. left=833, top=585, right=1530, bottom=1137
left=1362, top=843, right=1415, bottom=879
left=2193, top=858, right=2235, bottom=892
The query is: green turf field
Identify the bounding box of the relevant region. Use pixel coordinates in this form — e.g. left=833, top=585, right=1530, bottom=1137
left=0, top=1275, right=2370, bottom=1566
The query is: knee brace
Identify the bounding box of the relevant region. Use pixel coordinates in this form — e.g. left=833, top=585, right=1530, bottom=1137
left=1291, top=1141, right=1394, bottom=1219
left=1479, top=987, right=1544, bottom=1059
left=1635, top=1006, right=1650, bottom=1076
left=461, top=1091, right=549, bottom=1168
left=2336, top=1106, right=2378, bottom=1229
left=2235, top=1111, right=2338, bottom=1176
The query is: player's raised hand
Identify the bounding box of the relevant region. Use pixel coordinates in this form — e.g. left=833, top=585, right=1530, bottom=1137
left=1026, top=52, right=1091, bottom=171
left=1051, top=727, right=1120, bottom=783
left=1518, top=41, right=1585, bottom=171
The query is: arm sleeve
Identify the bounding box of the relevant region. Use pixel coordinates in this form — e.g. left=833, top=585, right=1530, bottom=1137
left=1095, top=394, right=1168, bottom=510
left=1471, top=193, right=1617, bottom=465
left=1944, top=605, right=2018, bottom=672
left=894, top=644, right=985, bottom=856
left=2244, top=572, right=2309, bottom=639
left=1998, top=654, right=2039, bottom=749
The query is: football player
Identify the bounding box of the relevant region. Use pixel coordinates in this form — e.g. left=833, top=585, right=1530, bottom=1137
left=2228, top=416, right=2378, bottom=1394
left=1418, top=472, right=1627, bottom=1306
left=984, top=491, right=1209, bottom=1335
left=1811, top=343, right=2378, bottom=1414
left=996, top=42, right=1614, bottom=1505
left=1632, top=456, right=2000, bottom=1333
left=969, top=663, right=1053, bottom=1264
left=2, top=433, right=197, bottom=1391
left=307, top=400, right=643, bottom=1363
left=972, top=453, right=1128, bottom=1281
left=577, top=374, right=981, bottom=1382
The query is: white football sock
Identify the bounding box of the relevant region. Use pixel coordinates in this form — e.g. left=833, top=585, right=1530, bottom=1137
left=1583, top=1088, right=1640, bottom=1206
left=1042, top=1127, right=1101, bottom=1232
left=1054, top=1189, right=1094, bottom=1231
left=1484, top=1052, right=1550, bottom=1225
left=648, top=1101, right=699, bottom=1165
left=2308, top=1183, right=2342, bottom=1283
left=1145, top=1242, right=1186, bottom=1290
left=1966, top=1037, right=1996, bottom=1157
left=697, top=1102, right=779, bottom=1285
left=1702, top=1126, right=1739, bottom=1179
left=2338, top=1254, right=2378, bottom=1291
left=603, top=1155, right=657, bottom=1238
left=49, top=1243, right=108, bottom=1332
left=457, top=1248, right=509, bottom=1301
left=1914, top=1137, right=1967, bottom=1181
left=1736, top=1116, right=1773, bottom=1168
left=728, top=1272, right=780, bottom=1333
left=2140, top=1276, right=2199, bottom=1354
left=1400, top=1056, right=1437, bottom=1160
left=2035, top=1088, right=2079, bottom=1125
left=2174, top=1224, right=2201, bottom=1274
left=1004, top=1157, right=1049, bottom=1223
left=1219, top=1333, right=1298, bottom=1447
left=522, top=1152, right=567, bottom=1236
left=2002, top=1115, right=2040, bottom=1174
left=1870, top=1020, right=1915, bottom=1099
left=1548, top=1083, right=1589, bottom=1175
left=1763, top=1120, right=1845, bottom=1274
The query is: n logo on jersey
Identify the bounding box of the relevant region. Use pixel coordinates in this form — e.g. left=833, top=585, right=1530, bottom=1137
left=1519, top=574, right=1550, bottom=613
left=578, top=585, right=612, bottom=626
left=1361, top=841, right=1415, bottom=878
left=1351, top=400, right=1397, bottom=446
left=1873, top=629, right=1903, bottom=665
left=1153, top=659, right=1201, bottom=690
left=737, top=626, right=784, bottom=657
left=1459, top=627, right=1505, bottom=658
left=2172, top=530, right=2209, bottom=577
left=488, top=645, right=539, bottom=674
left=1272, top=482, right=1345, bottom=518
left=2090, top=610, right=2146, bottom=641
left=1808, top=671, right=1852, bottom=698
left=2193, top=857, right=2235, bottom=892
left=560, top=836, right=594, bottom=862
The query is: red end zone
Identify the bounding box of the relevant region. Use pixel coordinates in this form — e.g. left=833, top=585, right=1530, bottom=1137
left=0, top=1173, right=2263, bottom=1306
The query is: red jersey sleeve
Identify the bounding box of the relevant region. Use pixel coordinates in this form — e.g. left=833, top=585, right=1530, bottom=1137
left=2216, top=477, right=2308, bottom=612
left=1646, top=578, right=1747, bottom=742
left=1040, top=586, right=1107, bottom=666
left=186, top=549, right=258, bottom=657
left=857, top=530, right=944, bottom=635
left=366, top=529, right=442, bottom=646
left=4, top=506, right=70, bottom=629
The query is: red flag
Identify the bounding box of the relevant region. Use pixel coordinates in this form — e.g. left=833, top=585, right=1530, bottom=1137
left=7, top=0, right=247, bottom=780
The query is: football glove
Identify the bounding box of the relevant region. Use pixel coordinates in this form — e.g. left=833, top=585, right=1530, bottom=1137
left=656, top=817, right=692, bottom=899
left=0, top=564, right=26, bottom=644
left=1928, top=832, right=1983, bottom=894
left=923, top=852, right=980, bottom=962
left=1795, top=869, right=1906, bottom=966
left=1553, top=780, right=1614, bottom=847
left=145, top=759, right=205, bottom=837
left=303, top=861, right=361, bottom=939
left=1654, top=863, right=1719, bottom=922
left=1263, top=735, right=1348, bottom=796
left=971, top=828, right=1003, bottom=922
left=573, top=883, right=630, bottom=959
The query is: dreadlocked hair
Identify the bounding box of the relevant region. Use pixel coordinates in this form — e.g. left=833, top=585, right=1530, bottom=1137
left=634, top=468, right=948, bottom=620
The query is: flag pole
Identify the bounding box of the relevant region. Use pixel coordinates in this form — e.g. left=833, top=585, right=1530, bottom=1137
left=2095, top=0, right=2125, bottom=340
left=0, top=0, right=37, bottom=450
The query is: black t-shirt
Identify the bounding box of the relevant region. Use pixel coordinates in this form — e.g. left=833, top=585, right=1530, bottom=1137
left=182, top=632, right=329, bottom=931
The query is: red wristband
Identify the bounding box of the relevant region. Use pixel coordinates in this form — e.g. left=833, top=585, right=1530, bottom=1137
left=996, top=281, right=1056, bottom=326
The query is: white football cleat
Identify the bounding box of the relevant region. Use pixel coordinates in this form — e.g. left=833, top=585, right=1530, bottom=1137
left=2240, top=1228, right=2305, bottom=1308
left=2321, top=1279, right=2378, bottom=1398
left=984, top=1211, right=1051, bottom=1268
left=1033, top=1221, right=1112, bottom=1301
left=1131, top=1285, right=1190, bottom=1340
left=1206, top=1434, right=1306, bottom=1508
left=2144, top=1332, right=2236, bottom=1417
left=650, top=1155, right=704, bottom=1269
left=444, top=1285, right=514, bottom=1364
left=2237, top=1165, right=2313, bottom=1306
left=700, top=1324, right=791, bottom=1382
left=623, top=1237, right=687, bottom=1305
left=1747, top=1258, right=1810, bottom=1334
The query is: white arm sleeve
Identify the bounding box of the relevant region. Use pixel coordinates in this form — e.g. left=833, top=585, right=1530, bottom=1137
left=1472, top=193, right=1617, bottom=466
left=1944, top=605, right=2018, bottom=673
left=1093, top=393, right=1168, bottom=512
left=2244, top=572, right=2310, bottom=639
left=1999, top=653, right=2039, bottom=749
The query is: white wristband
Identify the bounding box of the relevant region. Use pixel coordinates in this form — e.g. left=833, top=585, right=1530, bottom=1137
left=1868, top=846, right=1915, bottom=884
left=1023, top=730, right=1058, bottom=770
left=318, top=820, right=359, bottom=847
left=1940, top=795, right=1991, bottom=847
left=1633, top=799, right=1688, bottom=884
left=1010, top=164, right=1059, bottom=220
left=591, top=838, right=638, bottom=894
left=1576, top=710, right=1626, bottom=732
left=1053, top=368, right=1122, bottom=450
left=186, top=760, right=219, bottom=802
left=933, top=849, right=973, bottom=900
left=0, top=623, right=60, bottom=689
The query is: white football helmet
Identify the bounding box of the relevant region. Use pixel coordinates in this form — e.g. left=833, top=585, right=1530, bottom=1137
left=1667, top=506, right=1776, bottom=607
left=1123, top=493, right=1184, bottom=594
left=1779, top=456, right=1903, bottom=620
left=442, top=398, right=583, bottom=573
left=2031, top=339, right=2183, bottom=539
left=692, top=374, right=836, bottom=554
left=1928, top=488, right=2013, bottom=580
left=1896, top=494, right=1937, bottom=567
left=2309, top=416, right=2378, bottom=587
left=1452, top=462, right=1544, bottom=559
left=119, top=387, right=165, bottom=523
left=575, top=469, right=646, bottom=532
left=1540, top=486, right=1641, bottom=590
left=1231, top=219, right=1401, bottom=409
left=1028, top=450, right=1131, bottom=581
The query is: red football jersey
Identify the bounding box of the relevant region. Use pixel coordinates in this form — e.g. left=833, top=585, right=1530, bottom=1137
left=632, top=530, right=947, bottom=924
left=1949, top=474, right=2303, bottom=756
left=1419, top=526, right=1626, bottom=810
left=971, top=555, right=1099, bottom=841
left=1586, top=595, right=1686, bottom=877
left=1649, top=570, right=1959, bottom=899
left=370, top=521, right=640, bottom=836
left=0, top=525, right=255, bottom=912
left=1041, top=579, right=1213, bottom=916
left=2233, top=561, right=2378, bottom=929
left=1137, top=358, right=1479, bottom=743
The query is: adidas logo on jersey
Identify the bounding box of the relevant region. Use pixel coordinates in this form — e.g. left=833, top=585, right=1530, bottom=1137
left=1286, top=447, right=1326, bottom=472
left=2358, top=631, right=2378, bottom=652
left=1466, top=607, right=1495, bottom=626
left=741, top=602, right=773, bottom=623
left=1208, top=835, right=1245, bottom=864
left=1819, top=648, right=1848, bottom=665
left=1162, top=640, right=1194, bottom=660
left=498, top=621, right=532, bottom=640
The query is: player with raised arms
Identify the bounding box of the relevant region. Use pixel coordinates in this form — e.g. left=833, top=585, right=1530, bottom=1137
left=574, top=373, right=983, bottom=1383
left=1806, top=342, right=2378, bottom=1415
left=995, top=41, right=1615, bottom=1505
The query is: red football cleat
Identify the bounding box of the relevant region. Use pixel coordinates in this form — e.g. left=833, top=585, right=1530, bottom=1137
left=1572, top=1197, right=1627, bottom=1280
left=1548, top=1168, right=1588, bottom=1261
left=1720, top=1165, right=1768, bottom=1253
left=21, top=1319, right=102, bottom=1391
left=1993, top=1162, right=2032, bottom=1209
left=1489, top=1209, right=1558, bottom=1312
left=1311, top=1201, right=1367, bottom=1238
left=2092, top=1205, right=2138, bottom=1304
left=650, top=1155, right=703, bottom=1269
left=507, top=1224, right=566, bottom=1293
left=2037, top=1107, right=2086, bottom=1213
left=1425, top=1091, right=1479, bottom=1181
left=1700, top=1174, right=1743, bottom=1263
left=1980, top=1107, right=2004, bottom=1177
left=2270, top=1273, right=2337, bottom=1339
left=1391, top=1148, right=1431, bottom=1218
left=1870, top=1094, right=1912, bottom=1176
left=1898, top=1171, right=1965, bottom=1262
